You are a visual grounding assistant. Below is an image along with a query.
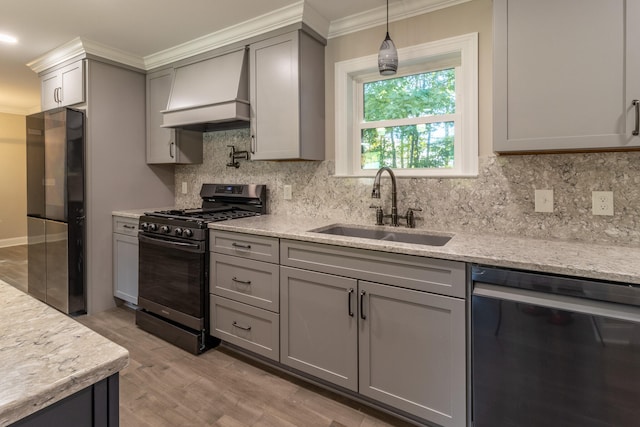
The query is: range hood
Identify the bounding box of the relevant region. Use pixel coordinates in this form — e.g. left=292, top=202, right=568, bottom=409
left=161, top=48, right=250, bottom=132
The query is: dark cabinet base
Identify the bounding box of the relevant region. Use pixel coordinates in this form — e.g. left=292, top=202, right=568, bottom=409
left=10, top=374, right=119, bottom=427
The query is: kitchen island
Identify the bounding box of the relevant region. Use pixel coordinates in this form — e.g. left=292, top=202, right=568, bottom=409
left=0, top=280, right=129, bottom=426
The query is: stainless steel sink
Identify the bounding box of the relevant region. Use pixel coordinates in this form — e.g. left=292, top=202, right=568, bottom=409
left=309, top=224, right=452, bottom=246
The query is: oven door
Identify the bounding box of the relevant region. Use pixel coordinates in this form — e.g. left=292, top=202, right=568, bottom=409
left=138, top=232, right=206, bottom=331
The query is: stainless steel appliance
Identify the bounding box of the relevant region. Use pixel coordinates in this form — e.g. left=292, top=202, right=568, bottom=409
left=136, top=184, right=266, bottom=354
left=471, top=265, right=640, bottom=427
left=26, top=108, right=85, bottom=315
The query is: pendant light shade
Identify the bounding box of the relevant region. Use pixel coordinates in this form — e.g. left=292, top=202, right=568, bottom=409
left=378, top=0, right=398, bottom=75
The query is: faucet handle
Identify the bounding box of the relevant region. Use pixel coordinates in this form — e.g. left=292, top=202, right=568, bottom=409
left=369, top=204, right=385, bottom=226
left=405, top=207, right=423, bottom=228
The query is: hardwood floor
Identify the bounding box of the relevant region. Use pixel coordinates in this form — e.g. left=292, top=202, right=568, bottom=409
left=77, top=307, right=416, bottom=427
left=0, top=244, right=415, bottom=426
left=0, top=244, right=27, bottom=292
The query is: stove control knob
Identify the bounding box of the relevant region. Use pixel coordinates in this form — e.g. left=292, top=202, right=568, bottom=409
left=160, top=225, right=171, bottom=233
left=148, top=223, right=158, bottom=232
left=140, top=222, right=149, bottom=231
left=184, top=229, right=193, bottom=238
left=174, top=228, right=183, bottom=236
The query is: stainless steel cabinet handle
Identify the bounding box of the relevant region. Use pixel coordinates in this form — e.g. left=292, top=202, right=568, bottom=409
left=347, top=288, right=354, bottom=317
left=231, top=242, right=251, bottom=250
left=53, top=87, right=60, bottom=103
left=633, top=100, right=639, bottom=136
left=232, top=321, right=252, bottom=331
left=123, top=224, right=136, bottom=229
left=232, top=277, right=252, bottom=285
left=169, top=141, right=175, bottom=158
left=359, top=290, right=367, bottom=320
left=250, top=135, right=256, bottom=154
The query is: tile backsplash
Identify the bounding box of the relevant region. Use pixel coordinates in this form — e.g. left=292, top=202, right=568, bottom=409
left=175, top=129, right=640, bottom=246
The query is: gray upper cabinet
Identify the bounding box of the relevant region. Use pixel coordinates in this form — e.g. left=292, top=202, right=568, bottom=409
left=145, top=69, right=202, bottom=164
left=40, top=60, right=85, bottom=111
left=249, top=30, right=325, bottom=160
left=493, top=0, right=640, bottom=152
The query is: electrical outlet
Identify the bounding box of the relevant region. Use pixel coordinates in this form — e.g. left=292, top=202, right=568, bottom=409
left=181, top=182, right=188, bottom=194
left=534, top=189, right=554, bottom=213
left=283, top=185, right=292, bottom=200
left=592, top=191, right=613, bottom=216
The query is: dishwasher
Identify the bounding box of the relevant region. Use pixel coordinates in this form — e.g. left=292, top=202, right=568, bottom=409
left=470, top=264, right=640, bottom=427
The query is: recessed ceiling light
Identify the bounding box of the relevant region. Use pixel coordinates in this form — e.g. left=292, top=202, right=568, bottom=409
left=0, top=34, right=18, bottom=44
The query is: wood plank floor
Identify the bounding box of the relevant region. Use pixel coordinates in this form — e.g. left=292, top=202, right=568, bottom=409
left=77, top=307, right=416, bottom=427
left=0, top=245, right=27, bottom=293
left=0, top=244, right=417, bottom=426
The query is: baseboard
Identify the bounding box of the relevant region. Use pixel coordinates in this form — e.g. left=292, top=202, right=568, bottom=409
left=0, top=236, right=28, bottom=248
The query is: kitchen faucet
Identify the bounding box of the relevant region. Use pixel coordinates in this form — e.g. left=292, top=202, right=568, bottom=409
left=371, top=166, right=399, bottom=226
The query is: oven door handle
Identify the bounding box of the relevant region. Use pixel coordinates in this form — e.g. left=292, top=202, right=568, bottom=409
left=474, top=282, right=640, bottom=323
left=138, top=233, right=204, bottom=253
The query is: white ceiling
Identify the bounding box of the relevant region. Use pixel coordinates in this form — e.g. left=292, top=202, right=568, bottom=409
left=0, top=0, right=465, bottom=114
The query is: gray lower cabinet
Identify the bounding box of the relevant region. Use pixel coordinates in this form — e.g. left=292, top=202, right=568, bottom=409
left=280, top=266, right=358, bottom=390
left=358, top=280, right=466, bottom=427
left=112, top=215, right=139, bottom=305
left=280, top=240, right=467, bottom=427
left=210, top=231, right=280, bottom=361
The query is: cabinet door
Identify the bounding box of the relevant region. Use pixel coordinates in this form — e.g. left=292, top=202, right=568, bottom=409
left=250, top=32, right=300, bottom=160
left=494, top=0, right=640, bottom=152
left=358, top=281, right=466, bottom=427
left=113, top=232, right=139, bottom=304
left=146, top=69, right=176, bottom=164
left=59, top=61, right=85, bottom=107
left=280, top=266, right=358, bottom=391
left=146, top=69, right=203, bottom=164
left=41, top=71, right=61, bottom=111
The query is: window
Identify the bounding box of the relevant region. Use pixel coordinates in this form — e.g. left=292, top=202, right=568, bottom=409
left=335, top=33, right=478, bottom=177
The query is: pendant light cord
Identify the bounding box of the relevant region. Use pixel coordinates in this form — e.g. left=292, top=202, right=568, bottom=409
left=386, top=0, right=389, bottom=34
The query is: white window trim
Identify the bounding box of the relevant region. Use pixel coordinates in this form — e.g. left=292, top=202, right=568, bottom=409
left=334, top=32, right=478, bottom=178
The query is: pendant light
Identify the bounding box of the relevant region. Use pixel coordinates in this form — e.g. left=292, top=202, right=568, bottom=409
left=378, top=0, right=398, bottom=76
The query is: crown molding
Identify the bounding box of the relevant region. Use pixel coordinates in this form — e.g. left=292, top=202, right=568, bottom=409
left=26, top=37, right=145, bottom=74
left=144, top=1, right=329, bottom=70
left=328, top=0, right=471, bottom=39
left=26, top=0, right=467, bottom=76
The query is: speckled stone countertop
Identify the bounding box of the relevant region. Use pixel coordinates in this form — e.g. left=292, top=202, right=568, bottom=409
left=208, top=215, right=640, bottom=285
left=112, top=207, right=175, bottom=219
left=0, top=281, right=129, bottom=426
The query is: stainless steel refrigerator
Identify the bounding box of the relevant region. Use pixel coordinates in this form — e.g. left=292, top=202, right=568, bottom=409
left=26, top=107, right=85, bottom=314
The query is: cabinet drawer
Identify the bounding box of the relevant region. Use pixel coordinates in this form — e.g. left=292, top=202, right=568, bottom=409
left=211, top=253, right=279, bottom=312
left=210, top=231, right=279, bottom=263
left=112, top=216, right=139, bottom=236
left=281, top=240, right=466, bottom=298
left=210, top=295, right=279, bottom=361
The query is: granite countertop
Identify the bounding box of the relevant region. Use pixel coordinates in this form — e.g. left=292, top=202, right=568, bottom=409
left=112, top=207, right=175, bottom=219
left=208, top=215, right=640, bottom=285
left=0, top=282, right=129, bottom=426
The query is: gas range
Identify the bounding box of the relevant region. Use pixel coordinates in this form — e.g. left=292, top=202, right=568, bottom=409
left=135, top=183, right=266, bottom=354
left=139, top=184, right=266, bottom=241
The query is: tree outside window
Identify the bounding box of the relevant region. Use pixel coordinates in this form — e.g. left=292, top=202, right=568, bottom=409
left=360, top=69, right=456, bottom=170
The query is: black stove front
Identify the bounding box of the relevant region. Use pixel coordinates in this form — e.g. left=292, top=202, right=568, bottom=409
left=135, top=184, right=266, bottom=354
